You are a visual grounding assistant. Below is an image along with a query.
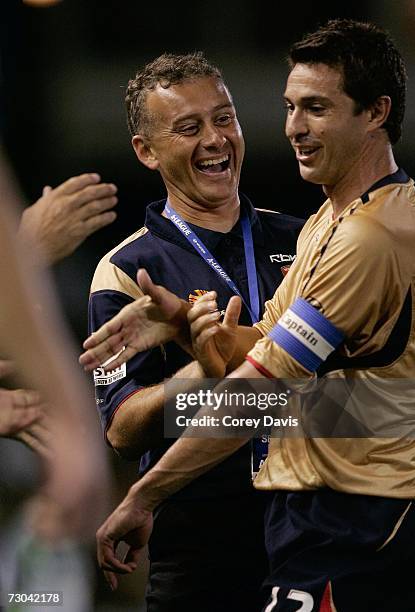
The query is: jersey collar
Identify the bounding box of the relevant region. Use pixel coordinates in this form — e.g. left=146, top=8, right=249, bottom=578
left=361, top=167, right=409, bottom=204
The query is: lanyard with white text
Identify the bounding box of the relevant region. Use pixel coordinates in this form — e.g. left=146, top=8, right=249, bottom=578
left=164, top=200, right=260, bottom=324
left=164, top=200, right=266, bottom=480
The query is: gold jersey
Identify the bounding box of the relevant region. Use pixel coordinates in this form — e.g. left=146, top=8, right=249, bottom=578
left=247, top=170, right=415, bottom=498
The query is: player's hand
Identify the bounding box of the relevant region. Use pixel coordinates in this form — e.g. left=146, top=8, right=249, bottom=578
left=0, top=359, right=51, bottom=454
left=188, top=292, right=241, bottom=378
left=80, top=269, right=192, bottom=371
left=96, top=491, right=154, bottom=591
left=18, top=173, right=118, bottom=264
left=0, top=386, right=46, bottom=439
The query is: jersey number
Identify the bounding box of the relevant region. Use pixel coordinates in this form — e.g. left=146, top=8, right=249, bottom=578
left=264, top=586, right=314, bottom=611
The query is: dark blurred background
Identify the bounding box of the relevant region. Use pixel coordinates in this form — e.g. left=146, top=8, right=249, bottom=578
left=1, top=1, right=415, bottom=609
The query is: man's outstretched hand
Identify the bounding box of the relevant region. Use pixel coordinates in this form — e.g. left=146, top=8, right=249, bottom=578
left=18, top=173, right=118, bottom=264
left=80, top=269, right=191, bottom=371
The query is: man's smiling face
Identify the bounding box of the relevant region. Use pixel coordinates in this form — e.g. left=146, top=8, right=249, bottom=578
left=139, top=76, right=245, bottom=209
left=284, top=62, right=369, bottom=188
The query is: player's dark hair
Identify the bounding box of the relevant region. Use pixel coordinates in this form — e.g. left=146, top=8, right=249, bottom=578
left=288, top=19, right=407, bottom=144
left=126, top=52, right=223, bottom=138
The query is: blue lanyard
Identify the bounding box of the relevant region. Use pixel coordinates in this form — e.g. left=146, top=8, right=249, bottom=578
left=164, top=200, right=260, bottom=324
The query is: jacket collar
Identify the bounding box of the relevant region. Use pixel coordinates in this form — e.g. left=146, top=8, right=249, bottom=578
left=144, top=192, right=265, bottom=252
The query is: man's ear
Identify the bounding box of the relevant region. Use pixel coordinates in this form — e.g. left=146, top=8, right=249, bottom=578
left=132, top=135, right=159, bottom=170
left=367, top=95, right=392, bottom=133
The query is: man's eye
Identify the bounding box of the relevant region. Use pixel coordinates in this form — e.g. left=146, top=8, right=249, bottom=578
left=284, top=103, right=294, bottom=114
left=216, top=114, right=232, bottom=124
left=179, top=125, right=198, bottom=134
left=309, top=106, right=325, bottom=114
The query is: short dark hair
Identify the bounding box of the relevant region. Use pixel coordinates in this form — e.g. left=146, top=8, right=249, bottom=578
left=288, top=19, right=407, bottom=144
left=125, top=52, right=223, bottom=138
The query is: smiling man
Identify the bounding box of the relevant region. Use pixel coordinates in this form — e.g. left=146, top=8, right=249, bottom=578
left=88, top=22, right=415, bottom=612
left=88, top=53, right=303, bottom=612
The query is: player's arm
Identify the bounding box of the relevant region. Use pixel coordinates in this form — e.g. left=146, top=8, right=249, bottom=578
left=123, top=361, right=262, bottom=499
left=96, top=296, right=264, bottom=587
left=97, top=357, right=263, bottom=589
left=108, top=295, right=249, bottom=457
left=107, top=360, right=205, bottom=460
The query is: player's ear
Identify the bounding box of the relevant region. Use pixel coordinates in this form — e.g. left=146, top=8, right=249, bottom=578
left=367, top=95, right=392, bottom=133
left=132, top=135, right=159, bottom=170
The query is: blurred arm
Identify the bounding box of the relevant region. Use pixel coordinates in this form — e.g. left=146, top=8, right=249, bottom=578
left=0, top=177, right=110, bottom=537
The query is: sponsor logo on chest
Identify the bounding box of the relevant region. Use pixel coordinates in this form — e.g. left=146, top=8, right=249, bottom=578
left=93, top=363, right=126, bottom=386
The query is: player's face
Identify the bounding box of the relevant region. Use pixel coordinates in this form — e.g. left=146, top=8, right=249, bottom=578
left=141, top=77, right=244, bottom=209
left=284, top=63, right=369, bottom=188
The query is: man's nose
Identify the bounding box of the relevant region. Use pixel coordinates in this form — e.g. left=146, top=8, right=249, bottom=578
left=285, top=109, right=309, bottom=141
left=201, top=124, right=226, bottom=148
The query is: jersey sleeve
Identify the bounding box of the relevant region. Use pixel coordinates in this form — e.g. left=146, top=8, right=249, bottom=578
left=253, top=275, right=287, bottom=337
left=88, top=256, right=166, bottom=440
left=247, top=214, right=405, bottom=378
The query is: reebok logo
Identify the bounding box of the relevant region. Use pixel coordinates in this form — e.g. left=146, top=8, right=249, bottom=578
left=270, top=254, right=296, bottom=263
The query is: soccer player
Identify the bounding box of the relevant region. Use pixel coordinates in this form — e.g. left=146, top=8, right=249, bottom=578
left=87, top=53, right=303, bottom=612
left=84, top=21, right=415, bottom=610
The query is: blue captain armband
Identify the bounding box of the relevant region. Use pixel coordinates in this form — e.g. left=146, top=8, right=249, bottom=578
left=268, top=298, right=345, bottom=372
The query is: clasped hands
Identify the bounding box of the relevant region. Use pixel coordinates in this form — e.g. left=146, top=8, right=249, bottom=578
left=79, top=268, right=242, bottom=378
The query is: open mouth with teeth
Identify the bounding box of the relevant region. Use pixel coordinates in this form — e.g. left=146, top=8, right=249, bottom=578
left=196, top=154, right=231, bottom=174
left=296, top=146, right=320, bottom=160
